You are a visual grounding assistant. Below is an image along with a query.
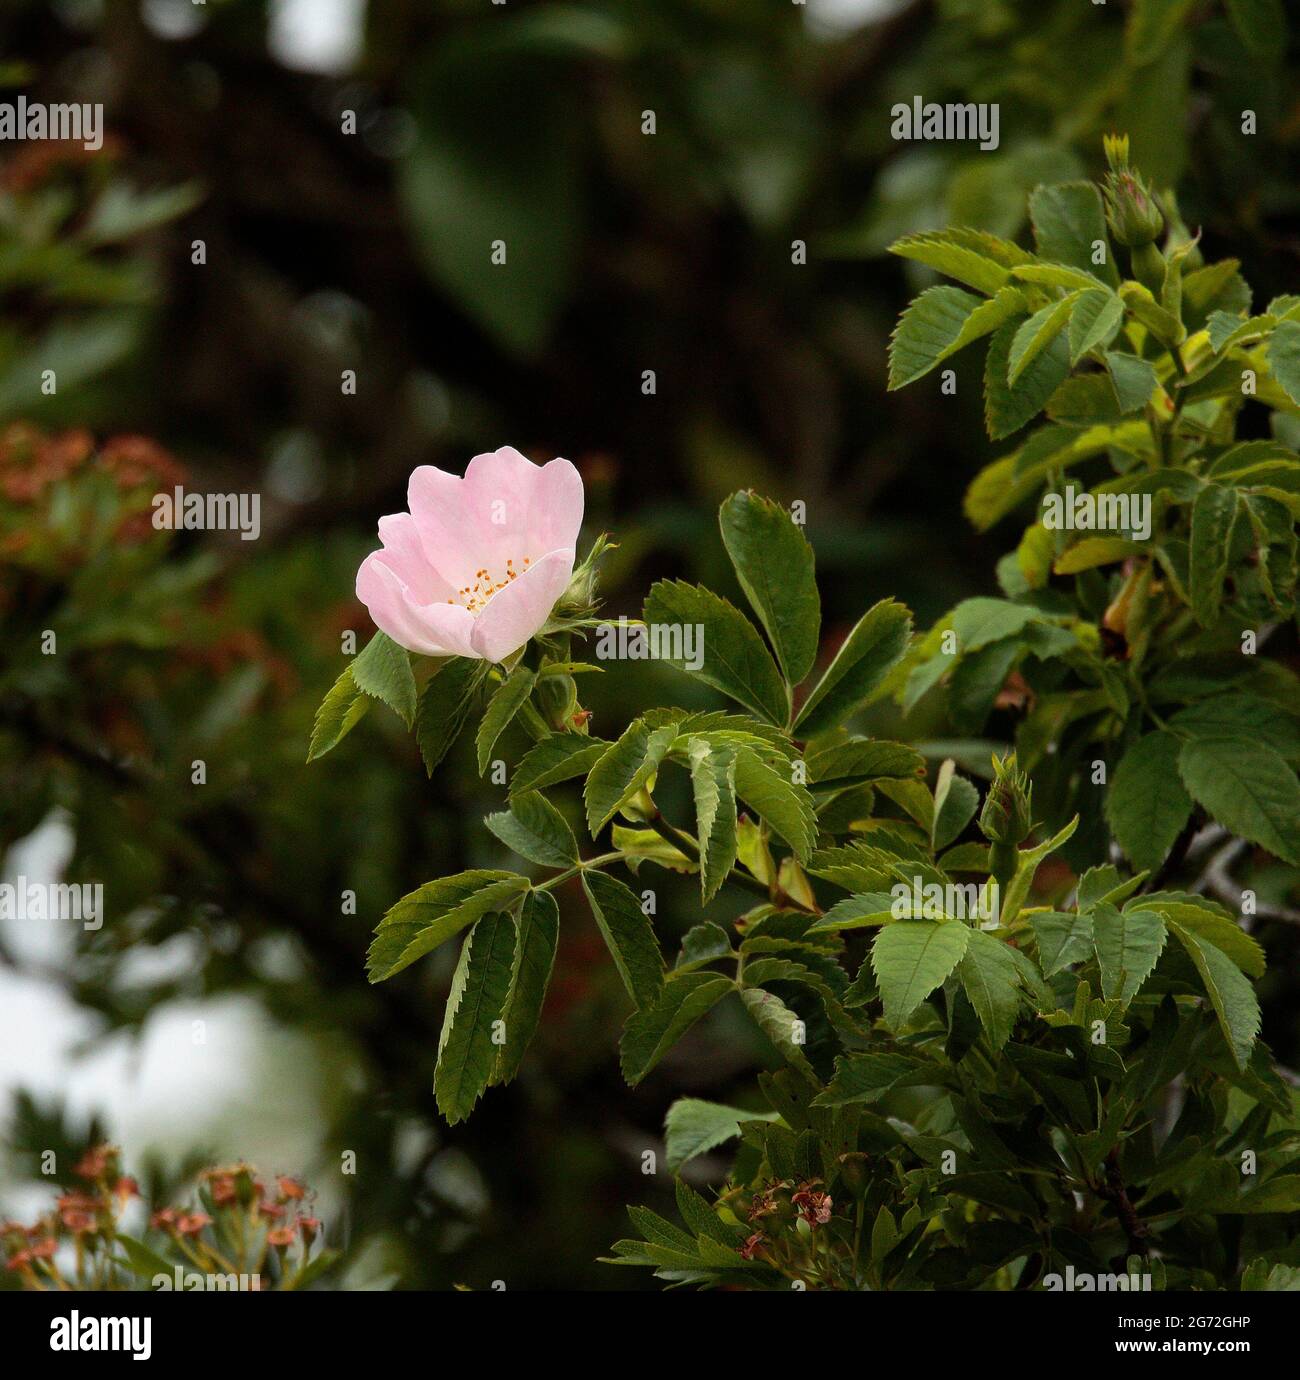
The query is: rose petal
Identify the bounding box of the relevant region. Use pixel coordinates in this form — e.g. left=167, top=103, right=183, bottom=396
left=357, top=553, right=477, bottom=657
left=469, top=548, right=574, bottom=663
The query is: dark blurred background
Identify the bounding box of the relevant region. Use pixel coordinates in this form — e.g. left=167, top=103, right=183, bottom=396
left=1, top=0, right=1298, bottom=1289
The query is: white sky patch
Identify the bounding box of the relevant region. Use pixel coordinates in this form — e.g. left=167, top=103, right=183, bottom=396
left=269, top=0, right=366, bottom=75
left=804, top=0, right=911, bottom=39
left=0, top=814, right=331, bottom=1217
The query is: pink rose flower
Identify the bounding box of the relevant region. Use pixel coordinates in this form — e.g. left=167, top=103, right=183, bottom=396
left=356, top=447, right=583, bottom=663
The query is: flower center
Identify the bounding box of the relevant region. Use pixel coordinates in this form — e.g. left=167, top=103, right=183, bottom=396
left=449, top=556, right=532, bottom=614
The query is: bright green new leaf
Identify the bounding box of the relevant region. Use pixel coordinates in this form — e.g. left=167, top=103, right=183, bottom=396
left=887, top=284, right=985, bottom=390
left=1007, top=294, right=1079, bottom=385
left=1068, top=289, right=1125, bottom=363
left=887, top=230, right=1012, bottom=295
left=688, top=740, right=739, bottom=902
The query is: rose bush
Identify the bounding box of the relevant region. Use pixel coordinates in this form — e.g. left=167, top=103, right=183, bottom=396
left=313, top=142, right=1300, bottom=1291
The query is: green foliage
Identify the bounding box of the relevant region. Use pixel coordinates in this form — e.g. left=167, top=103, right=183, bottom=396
left=306, top=136, right=1300, bottom=1294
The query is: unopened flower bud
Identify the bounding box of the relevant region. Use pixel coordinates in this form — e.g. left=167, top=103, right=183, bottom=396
left=979, top=753, right=1033, bottom=847
left=1102, top=135, right=1164, bottom=248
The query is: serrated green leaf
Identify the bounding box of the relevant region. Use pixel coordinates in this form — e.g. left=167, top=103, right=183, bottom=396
left=956, top=929, right=1023, bottom=1051
left=732, top=747, right=817, bottom=862
left=620, top=973, right=734, bottom=1084
left=307, top=665, right=369, bottom=762
left=663, top=1098, right=778, bottom=1173
left=1168, top=920, right=1261, bottom=1069
left=1207, top=311, right=1274, bottom=354
left=932, top=758, right=980, bottom=850
left=367, top=870, right=529, bottom=982
left=806, top=891, right=895, bottom=934
left=1105, top=351, right=1159, bottom=414
left=1177, top=737, right=1300, bottom=864
left=1106, top=731, right=1194, bottom=872
left=675, top=921, right=734, bottom=971
left=719, top=491, right=820, bottom=686
left=809, top=1052, right=925, bottom=1107
left=490, top=889, right=559, bottom=1086
left=1007, top=294, right=1079, bottom=385
left=1266, top=319, right=1300, bottom=405
left=475, top=664, right=536, bottom=774
left=688, top=740, right=739, bottom=902
left=794, top=598, right=912, bottom=738
left=1068, top=289, right=1124, bottom=363
left=416, top=657, right=487, bottom=775
left=582, top=869, right=665, bottom=1009
left=1031, top=910, right=1095, bottom=976
left=984, top=314, right=1070, bottom=440
left=434, top=912, right=517, bottom=1124
left=887, top=284, right=985, bottom=390
left=643, top=579, right=788, bottom=725
left=887, top=230, right=1013, bottom=295
left=1092, top=902, right=1166, bottom=1008
left=871, top=919, right=971, bottom=1028
left=1027, top=182, right=1119, bottom=287
left=738, top=986, right=818, bottom=1079
left=484, top=790, right=578, bottom=866
left=510, top=732, right=608, bottom=794
left=584, top=718, right=676, bottom=835
left=1132, top=893, right=1265, bottom=979
left=1188, top=482, right=1238, bottom=626
left=805, top=739, right=925, bottom=784
left=351, top=630, right=417, bottom=728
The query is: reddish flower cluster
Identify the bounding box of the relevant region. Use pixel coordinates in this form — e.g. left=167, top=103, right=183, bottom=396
left=0, top=424, right=184, bottom=506
left=736, top=1178, right=836, bottom=1264
left=4, top=1145, right=326, bottom=1290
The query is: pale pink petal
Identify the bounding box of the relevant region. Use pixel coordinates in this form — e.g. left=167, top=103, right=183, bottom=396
left=528, top=457, right=584, bottom=554
left=356, top=553, right=477, bottom=657
left=374, top=513, right=456, bottom=604
left=469, top=548, right=574, bottom=663
left=409, top=449, right=582, bottom=590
